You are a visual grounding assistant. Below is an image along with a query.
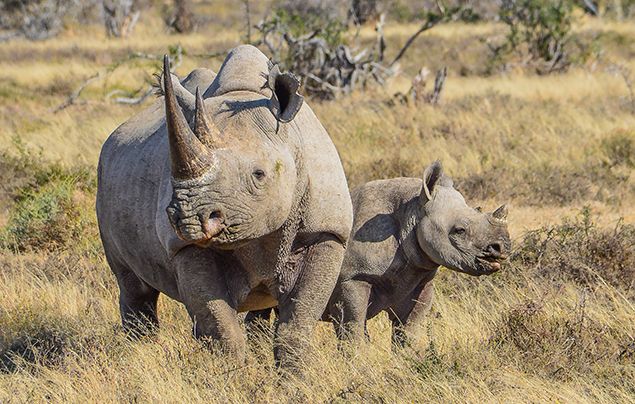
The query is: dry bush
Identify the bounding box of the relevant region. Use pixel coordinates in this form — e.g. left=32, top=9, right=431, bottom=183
left=489, top=296, right=633, bottom=379
left=602, top=128, right=635, bottom=168
left=0, top=0, right=67, bottom=40
left=456, top=161, right=629, bottom=206
left=511, top=208, right=635, bottom=295
left=389, top=0, right=501, bottom=22
left=0, top=0, right=104, bottom=40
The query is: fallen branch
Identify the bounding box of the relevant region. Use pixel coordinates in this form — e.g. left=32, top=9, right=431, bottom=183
left=106, top=86, right=155, bottom=105
left=53, top=45, right=189, bottom=112
left=52, top=72, right=102, bottom=113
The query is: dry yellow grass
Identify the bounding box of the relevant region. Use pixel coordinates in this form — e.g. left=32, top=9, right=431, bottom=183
left=0, top=6, right=634, bottom=402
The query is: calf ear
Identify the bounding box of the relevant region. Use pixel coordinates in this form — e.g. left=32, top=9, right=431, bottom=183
left=267, top=64, right=304, bottom=123
left=420, top=160, right=444, bottom=205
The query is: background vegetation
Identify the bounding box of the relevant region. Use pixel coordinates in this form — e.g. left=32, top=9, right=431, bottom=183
left=0, top=0, right=634, bottom=402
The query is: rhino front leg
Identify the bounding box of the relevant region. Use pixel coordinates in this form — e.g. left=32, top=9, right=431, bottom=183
left=388, top=274, right=436, bottom=349
left=329, top=280, right=371, bottom=343
left=174, top=247, right=246, bottom=360
left=274, top=234, right=344, bottom=373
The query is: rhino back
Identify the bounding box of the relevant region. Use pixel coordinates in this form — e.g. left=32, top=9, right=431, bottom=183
left=341, top=177, right=423, bottom=279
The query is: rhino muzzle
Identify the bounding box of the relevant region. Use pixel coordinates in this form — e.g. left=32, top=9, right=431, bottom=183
left=166, top=199, right=226, bottom=244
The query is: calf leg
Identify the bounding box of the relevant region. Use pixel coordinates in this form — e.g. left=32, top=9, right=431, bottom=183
left=114, top=266, right=160, bottom=338
left=174, top=247, right=245, bottom=360
left=275, top=235, right=345, bottom=373
left=329, top=280, right=371, bottom=343
left=388, top=276, right=435, bottom=349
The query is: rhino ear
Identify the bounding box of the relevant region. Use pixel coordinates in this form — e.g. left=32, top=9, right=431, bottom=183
left=267, top=64, right=304, bottom=123
left=420, top=160, right=444, bottom=205
left=492, top=204, right=508, bottom=222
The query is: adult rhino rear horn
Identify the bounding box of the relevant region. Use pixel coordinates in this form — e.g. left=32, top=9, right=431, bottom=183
left=193, top=87, right=221, bottom=148
left=163, top=54, right=217, bottom=180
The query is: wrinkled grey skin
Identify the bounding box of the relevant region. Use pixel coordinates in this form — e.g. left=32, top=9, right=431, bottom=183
left=96, top=45, right=353, bottom=371
left=248, top=161, right=510, bottom=347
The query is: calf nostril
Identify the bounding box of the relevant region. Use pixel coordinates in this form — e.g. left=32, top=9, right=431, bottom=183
left=209, top=210, right=222, bottom=220
left=486, top=242, right=502, bottom=256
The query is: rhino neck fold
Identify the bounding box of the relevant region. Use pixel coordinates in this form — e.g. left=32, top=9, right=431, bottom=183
left=398, top=197, right=439, bottom=271
left=272, top=141, right=309, bottom=297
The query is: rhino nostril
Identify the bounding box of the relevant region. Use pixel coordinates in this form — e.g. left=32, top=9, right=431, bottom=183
left=485, top=242, right=502, bottom=257
left=202, top=210, right=224, bottom=238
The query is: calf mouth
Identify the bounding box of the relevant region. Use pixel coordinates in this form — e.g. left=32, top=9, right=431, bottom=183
left=475, top=255, right=507, bottom=274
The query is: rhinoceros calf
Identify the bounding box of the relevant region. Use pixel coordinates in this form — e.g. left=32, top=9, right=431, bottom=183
left=248, top=161, right=511, bottom=346
left=328, top=161, right=511, bottom=345
left=96, top=45, right=353, bottom=369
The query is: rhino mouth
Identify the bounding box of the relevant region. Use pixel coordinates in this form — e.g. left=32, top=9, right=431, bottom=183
left=474, top=255, right=507, bottom=274
left=193, top=222, right=254, bottom=250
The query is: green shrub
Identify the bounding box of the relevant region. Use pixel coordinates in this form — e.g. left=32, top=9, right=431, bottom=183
left=492, top=0, right=588, bottom=73
left=0, top=143, right=96, bottom=252
left=267, top=3, right=347, bottom=48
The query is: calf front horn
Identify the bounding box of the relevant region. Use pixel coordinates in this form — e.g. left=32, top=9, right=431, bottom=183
left=163, top=55, right=214, bottom=180
left=492, top=204, right=508, bottom=223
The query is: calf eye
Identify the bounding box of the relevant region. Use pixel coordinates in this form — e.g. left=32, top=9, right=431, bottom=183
left=452, top=226, right=467, bottom=235
left=252, top=169, right=266, bottom=181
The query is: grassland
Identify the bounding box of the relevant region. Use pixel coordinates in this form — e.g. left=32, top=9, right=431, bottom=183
left=0, top=4, right=634, bottom=402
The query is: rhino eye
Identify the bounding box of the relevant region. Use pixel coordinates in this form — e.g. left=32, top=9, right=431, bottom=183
left=252, top=169, right=266, bottom=181
left=452, top=226, right=467, bottom=236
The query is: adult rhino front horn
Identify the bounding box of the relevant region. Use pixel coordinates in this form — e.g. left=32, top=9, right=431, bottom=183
left=164, top=56, right=216, bottom=180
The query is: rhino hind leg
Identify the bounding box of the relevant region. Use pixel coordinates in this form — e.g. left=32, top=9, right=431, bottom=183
left=388, top=278, right=435, bottom=349
left=115, top=267, right=160, bottom=338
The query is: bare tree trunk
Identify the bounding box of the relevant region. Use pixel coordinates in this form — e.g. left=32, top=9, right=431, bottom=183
left=172, top=0, right=194, bottom=33
left=103, top=0, right=140, bottom=38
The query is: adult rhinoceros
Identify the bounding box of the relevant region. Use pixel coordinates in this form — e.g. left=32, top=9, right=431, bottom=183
left=96, top=45, right=353, bottom=369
